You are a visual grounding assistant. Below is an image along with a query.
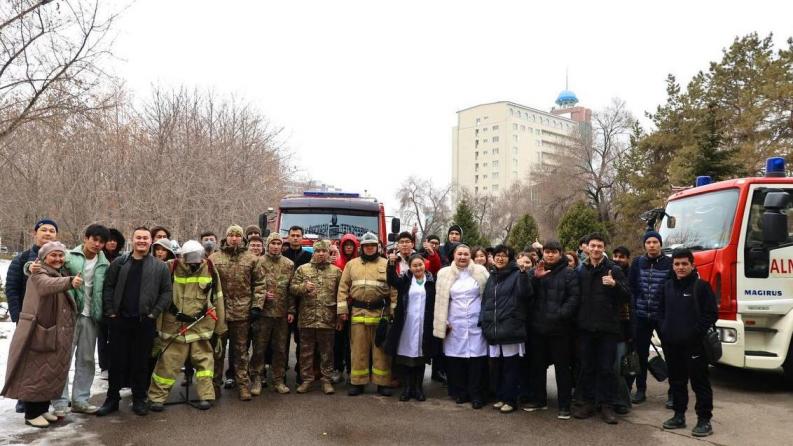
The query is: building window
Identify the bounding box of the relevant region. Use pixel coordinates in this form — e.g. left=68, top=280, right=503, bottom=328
left=492, top=125, right=499, bottom=130
left=523, top=112, right=528, bottom=119
left=536, top=140, right=542, bottom=146
left=492, top=136, right=499, bottom=142
left=510, top=108, right=514, bottom=116
left=492, top=160, right=499, bottom=168
left=521, top=125, right=526, bottom=131
left=483, top=162, right=489, bottom=168
left=475, top=175, right=479, bottom=183
left=513, top=134, right=518, bottom=142
left=535, top=129, right=541, bottom=135
left=493, top=148, right=499, bottom=155
left=475, top=139, right=479, bottom=147
left=476, top=118, right=481, bottom=125
left=483, top=138, right=488, bottom=143
left=475, top=129, right=479, bottom=136
left=483, top=127, right=488, bottom=132
left=475, top=186, right=479, bottom=194
left=492, top=184, right=499, bottom=191
left=513, top=123, right=518, bottom=130
left=475, top=151, right=479, bottom=160
left=475, top=163, right=479, bottom=171
left=483, top=150, right=488, bottom=155
left=513, top=159, right=518, bottom=166
left=512, top=170, right=518, bottom=177
left=492, top=172, right=499, bottom=179
left=483, top=174, right=488, bottom=179
left=484, top=116, right=489, bottom=120
left=512, top=147, right=518, bottom=155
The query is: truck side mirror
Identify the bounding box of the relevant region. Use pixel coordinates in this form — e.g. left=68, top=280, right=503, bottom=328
left=391, top=217, right=400, bottom=234
left=762, top=192, right=790, bottom=243
left=387, top=233, right=397, bottom=242
left=258, top=213, right=267, bottom=233
left=666, top=216, right=676, bottom=229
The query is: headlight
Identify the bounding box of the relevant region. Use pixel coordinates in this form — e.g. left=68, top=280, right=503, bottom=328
left=717, top=327, right=737, bottom=343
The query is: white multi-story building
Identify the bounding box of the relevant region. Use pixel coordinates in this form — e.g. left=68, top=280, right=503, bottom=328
left=452, top=92, right=591, bottom=197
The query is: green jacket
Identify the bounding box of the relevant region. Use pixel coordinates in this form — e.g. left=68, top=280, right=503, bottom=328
left=65, top=245, right=109, bottom=322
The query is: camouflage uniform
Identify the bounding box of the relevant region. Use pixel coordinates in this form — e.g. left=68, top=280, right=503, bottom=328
left=337, top=253, right=393, bottom=386
left=250, top=233, right=294, bottom=388
left=290, top=242, right=342, bottom=385
left=209, top=235, right=265, bottom=397
left=148, top=260, right=226, bottom=403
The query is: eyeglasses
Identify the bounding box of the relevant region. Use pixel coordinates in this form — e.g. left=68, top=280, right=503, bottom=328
left=494, top=254, right=509, bottom=259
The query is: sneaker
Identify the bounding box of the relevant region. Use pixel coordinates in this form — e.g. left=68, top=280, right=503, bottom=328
left=296, top=381, right=312, bottom=394
left=347, top=385, right=364, bottom=396
left=631, top=389, right=646, bottom=404
left=601, top=406, right=618, bottom=425
left=522, top=402, right=548, bottom=412
left=692, top=419, right=713, bottom=437
left=196, top=400, right=212, bottom=411
left=499, top=403, right=516, bottom=413
left=42, top=412, right=59, bottom=422
left=250, top=376, right=262, bottom=396
left=95, top=399, right=119, bottom=417
left=100, top=370, right=109, bottom=380
left=223, top=378, right=235, bottom=389
left=149, top=402, right=164, bottom=412
left=322, top=381, right=335, bottom=395
left=471, top=400, right=485, bottom=410
left=493, top=401, right=505, bottom=410
left=557, top=409, right=572, bottom=420
left=25, top=415, right=50, bottom=428
left=273, top=382, right=291, bottom=394
left=71, top=402, right=99, bottom=414
left=663, top=413, right=686, bottom=429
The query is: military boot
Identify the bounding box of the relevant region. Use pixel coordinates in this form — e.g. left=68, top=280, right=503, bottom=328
left=250, top=376, right=262, bottom=396
left=273, top=382, right=291, bottom=394
left=322, top=381, right=335, bottom=395
left=296, top=381, right=313, bottom=394
left=239, top=386, right=252, bottom=401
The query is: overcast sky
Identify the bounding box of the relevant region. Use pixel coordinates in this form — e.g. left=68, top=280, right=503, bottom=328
left=112, top=0, right=792, bottom=214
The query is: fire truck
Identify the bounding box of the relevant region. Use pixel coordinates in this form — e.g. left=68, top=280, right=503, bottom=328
left=260, top=191, right=399, bottom=249
left=652, top=157, right=793, bottom=383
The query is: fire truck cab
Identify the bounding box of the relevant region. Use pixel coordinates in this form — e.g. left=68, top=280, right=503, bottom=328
left=264, top=191, right=399, bottom=249
left=657, top=157, right=793, bottom=384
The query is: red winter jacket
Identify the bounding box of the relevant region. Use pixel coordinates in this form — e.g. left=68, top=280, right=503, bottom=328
left=334, top=233, right=360, bottom=270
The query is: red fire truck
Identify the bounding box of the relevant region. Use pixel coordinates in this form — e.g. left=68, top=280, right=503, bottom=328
left=261, top=191, right=399, bottom=249
left=654, top=157, right=793, bottom=383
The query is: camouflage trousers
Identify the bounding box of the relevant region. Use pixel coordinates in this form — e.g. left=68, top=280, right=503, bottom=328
left=250, top=317, right=288, bottom=384
left=299, top=328, right=335, bottom=383
left=213, top=321, right=251, bottom=390
left=149, top=340, right=215, bottom=403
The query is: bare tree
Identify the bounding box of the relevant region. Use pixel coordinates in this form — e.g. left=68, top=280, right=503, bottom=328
left=395, top=176, right=453, bottom=241
left=0, top=0, right=118, bottom=159
left=532, top=98, right=635, bottom=224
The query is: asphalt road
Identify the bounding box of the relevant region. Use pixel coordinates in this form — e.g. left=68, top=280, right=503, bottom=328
left=4, top=361, right=791, bottom=446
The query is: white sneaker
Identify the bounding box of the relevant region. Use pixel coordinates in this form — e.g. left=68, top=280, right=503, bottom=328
left=71, top=402, right=99, bottom=414
left=493, top=401, right=505, bottom=410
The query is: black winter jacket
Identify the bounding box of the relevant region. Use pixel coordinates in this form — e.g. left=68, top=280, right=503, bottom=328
left=384, top=263, right=438, bottom=359
left=479, top=262, right=532, bottom=345
left=5, top=245, right=40, bottom=322
left=529, top=260, right=580, bottom=336
left=576, top=258, right=630, bottom=335
left=658, top=272, right=718, bottom=344
left=103, top=253, right=173, bottom=319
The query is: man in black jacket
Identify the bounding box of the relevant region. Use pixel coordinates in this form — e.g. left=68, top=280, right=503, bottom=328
left=573, top=233, right=630, bottom=424
left=282, top=226, right=313, bottom=383
left=524, top=240, right=579, bottom=420
left=97, top=227, right=173, bottom=417
left=659, top=248, right=717, bottom=437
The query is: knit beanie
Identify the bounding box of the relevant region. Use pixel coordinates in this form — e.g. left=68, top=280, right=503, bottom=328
left=226, top=225, right=244, bottom=237
left=448, top=224, right=463, bottom=236
left=245, top=224, right=261, bottom=238
left=643, top=230, right=662, bottom=245
left=38, top=241, right=66, bottom=260
left=35, top=218, right=58, bottom=233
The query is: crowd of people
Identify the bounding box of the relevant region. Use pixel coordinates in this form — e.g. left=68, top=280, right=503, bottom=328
left=1, top=219, right=718, bottom=438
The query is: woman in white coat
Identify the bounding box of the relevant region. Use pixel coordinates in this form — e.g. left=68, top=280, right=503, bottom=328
left=433, top=244, right=490, bottom=409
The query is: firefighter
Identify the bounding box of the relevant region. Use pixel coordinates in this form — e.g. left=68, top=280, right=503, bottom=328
left=209, top=225, right=266, bottom=401
left=337, top=232, right=394, bottom=396
left=249, top=232, right=295, bottom=395
left=148, top=240, right=226, bottom=411
left=290, top=240, right=342, bottom=394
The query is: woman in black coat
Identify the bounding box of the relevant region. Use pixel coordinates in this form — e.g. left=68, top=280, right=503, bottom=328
left=479, top=245, right=532, bottom=413
left=386, top=253, right=437, bottom=402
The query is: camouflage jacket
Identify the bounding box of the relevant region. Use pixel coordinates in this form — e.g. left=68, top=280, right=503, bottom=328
left=210, top=245, right=265, bottom=322
left=290, top=259, right=342, bottom=329
left=260, top=252, right=294, bottom=318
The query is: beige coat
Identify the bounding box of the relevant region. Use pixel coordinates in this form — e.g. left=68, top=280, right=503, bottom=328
left=432, top=263, right=489, bottom=339
left=2, top=266, right=76, bottom=401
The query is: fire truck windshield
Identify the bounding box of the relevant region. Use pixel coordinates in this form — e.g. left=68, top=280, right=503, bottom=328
left=659, top=188, right=740, bottom=252
left=279, top=209, right=379, bottom=239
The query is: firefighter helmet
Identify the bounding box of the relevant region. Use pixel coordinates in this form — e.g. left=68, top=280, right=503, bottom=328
left=359, top=232, right=379, bottom=246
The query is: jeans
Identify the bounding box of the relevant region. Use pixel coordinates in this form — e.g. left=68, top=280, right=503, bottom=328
left=53, top=315, right=98, bottom=409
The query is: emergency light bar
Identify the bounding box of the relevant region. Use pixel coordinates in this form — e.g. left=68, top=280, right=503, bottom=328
left=303, top=191, right=361, bottom=198
left=695, top=176, right=713, bottom=187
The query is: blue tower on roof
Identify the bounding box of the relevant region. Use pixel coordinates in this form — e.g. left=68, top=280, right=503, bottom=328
left=555, top=69, right=579, bottom=108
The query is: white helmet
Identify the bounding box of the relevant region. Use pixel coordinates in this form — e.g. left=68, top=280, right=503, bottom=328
left=180, top=240, right=204, bottom=264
